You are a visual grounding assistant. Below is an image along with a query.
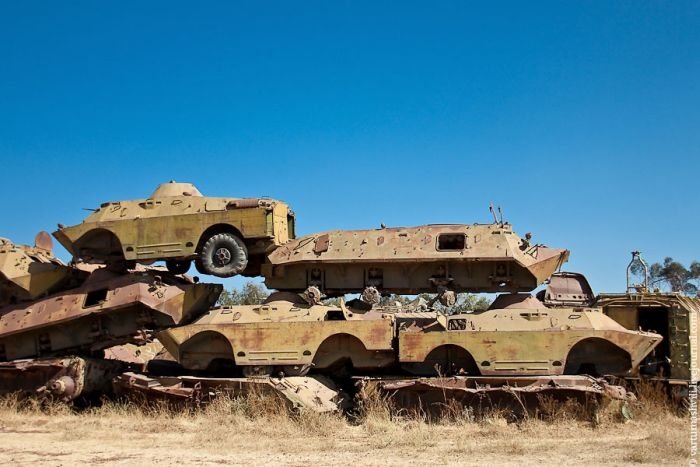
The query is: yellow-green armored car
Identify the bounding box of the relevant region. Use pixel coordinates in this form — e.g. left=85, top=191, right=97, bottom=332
left=53, top=182, right=295, bottom=278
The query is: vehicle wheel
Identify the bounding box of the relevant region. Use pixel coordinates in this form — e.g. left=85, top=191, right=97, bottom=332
left=199, top=233, right=248, bottom=278
left=166, top=259, right=191, bottom=275
left=194, top=258, right=206, bottom=275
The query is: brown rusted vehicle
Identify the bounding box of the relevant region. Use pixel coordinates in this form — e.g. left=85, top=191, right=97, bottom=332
left=53, top=181, right=296, bottom=278
left=594, top=252, right=700, bottom=403
left=0, top=233, right=87, bottom=306
left=0, top=356, right=131, bottom=402
left=262, top=223, right=569, bottom=303
left=0, top=235, right=220, bottom=402
left=0, top=264, right=221, bottom=362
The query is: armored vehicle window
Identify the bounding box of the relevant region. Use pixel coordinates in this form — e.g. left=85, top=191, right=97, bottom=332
left=448, top=319, right=467, bottom=330
left=84, top=289, right=108, bottom=307
left=325, top=309, right=345, bottom=321
left=288, top=215, right=296, bottom=239
left=437, top=234, right=466, bottom=251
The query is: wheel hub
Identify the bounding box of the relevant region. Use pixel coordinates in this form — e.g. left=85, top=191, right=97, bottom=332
left=214, top=247, right=232, bottom=266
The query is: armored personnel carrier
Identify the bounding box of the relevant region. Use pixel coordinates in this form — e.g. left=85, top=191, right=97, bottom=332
left=262, top=223, right=569, bottom=302
left=53, top=181, right=296, bottom=278
left=399, top=293, right=661, bottom=377
left=157, top=297, right=396, bottom=377
left=158, top=291, right=661, bottom=379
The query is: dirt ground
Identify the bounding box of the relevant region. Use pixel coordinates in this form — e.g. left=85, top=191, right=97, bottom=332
left=0, top=396, right=692, bottom=467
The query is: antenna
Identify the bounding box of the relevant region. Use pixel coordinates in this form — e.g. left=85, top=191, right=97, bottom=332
left=497, top=206, right=504, bottom=225
left=489, top=204, right=498, bottom=224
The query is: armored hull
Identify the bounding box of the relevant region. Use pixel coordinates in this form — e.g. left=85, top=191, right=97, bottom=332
left=0, top=268, right=221, bottom=361
left=398, top=294, right=662, bottom=377
left=157, top=298, right=396, bottom=376
left=262, top=223, right=569, bottom=296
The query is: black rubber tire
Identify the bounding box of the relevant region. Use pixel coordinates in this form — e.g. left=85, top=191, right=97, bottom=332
left=166, top=259, right=191, bottom=275
left=199, top=233, right=248, bottom=278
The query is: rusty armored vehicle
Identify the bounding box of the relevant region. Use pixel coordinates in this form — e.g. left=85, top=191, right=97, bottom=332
left=0, top=233, right=87, bottom=306
left=0, top=266, right=221, bottom=361
left=399, top=292, right=661, bottom=377
left=0, top=235, right=221, bottom=401
left=262, top=223, right=569, bottom=304
left=53, top=181, right=296, bottom=278
left=158, top=289, right=661, bottom=380
left=157, top=296, right=396, bottom=377
left=593, top=252, right=700, bottom=403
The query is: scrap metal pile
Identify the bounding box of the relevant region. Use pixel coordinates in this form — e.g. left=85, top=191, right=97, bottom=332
left=0, top=182, right=668, bottom=414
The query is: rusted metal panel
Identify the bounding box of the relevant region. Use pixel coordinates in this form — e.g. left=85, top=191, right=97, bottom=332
left=356, top=374, right=630, bottom=417
left=537, top=272, right=595, bottom=307
left=0, top=357, right=129, bottom=402
left=359, top=375, right=629, bottom=399
left=113, top=372, right=341, bottom=412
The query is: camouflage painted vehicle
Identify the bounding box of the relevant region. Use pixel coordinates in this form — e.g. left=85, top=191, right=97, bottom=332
left=262, top=223, right=569, bottom=303
left=53, top=181, right=296, bottom=278
left=0, top=266, right=221, bottom=361
left=0, top=233, right=87, bottom=306
left=158, top=291, right=661, bottom=379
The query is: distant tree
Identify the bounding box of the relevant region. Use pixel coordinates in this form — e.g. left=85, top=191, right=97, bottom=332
left=322, top=296, right=343, bottom=306
left=216, top=284, right=492, bottom=311
left=217, top=281, right=269, bottom=306
left=640, top=257, right=700, bottom=295
left=379, top=294, right=412, bottom=307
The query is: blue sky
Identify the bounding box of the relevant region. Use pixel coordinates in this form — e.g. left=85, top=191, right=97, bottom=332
left=0, top=2, right=698, bottom=294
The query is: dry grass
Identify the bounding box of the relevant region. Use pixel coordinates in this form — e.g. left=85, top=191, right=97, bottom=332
left=0, top=384, right=693, bottom=466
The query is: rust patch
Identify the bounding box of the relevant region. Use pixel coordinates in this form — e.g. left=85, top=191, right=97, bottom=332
left=314, top=234, right=330, bottom=255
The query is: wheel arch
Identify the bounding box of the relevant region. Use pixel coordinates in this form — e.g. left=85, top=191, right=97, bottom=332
left=425, top=343, right=481, bottom=375
left=564, top=337, right=632, bottom=375
left=311, top=332, right=374, bottom=370
left=178, top=330, right=236, bottom=371
left=196, top=224, right=244, bottom=253
left=402, top=343, right=481, bottom=376
left=73, top=228, right=124, bottom=260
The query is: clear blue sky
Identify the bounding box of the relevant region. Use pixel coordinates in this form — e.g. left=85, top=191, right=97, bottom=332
left=0, top=2, right=698, bottom=294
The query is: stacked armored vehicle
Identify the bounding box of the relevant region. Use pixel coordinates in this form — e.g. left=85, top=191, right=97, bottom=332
left=161, top=288, right=660, bottom=380
left=54, top=181, right=296, bottom=277
left=0, top=182, right=675, bottom=412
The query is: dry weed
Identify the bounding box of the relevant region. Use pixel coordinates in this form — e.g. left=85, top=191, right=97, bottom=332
left=0, top=386, right=692, bottom=465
